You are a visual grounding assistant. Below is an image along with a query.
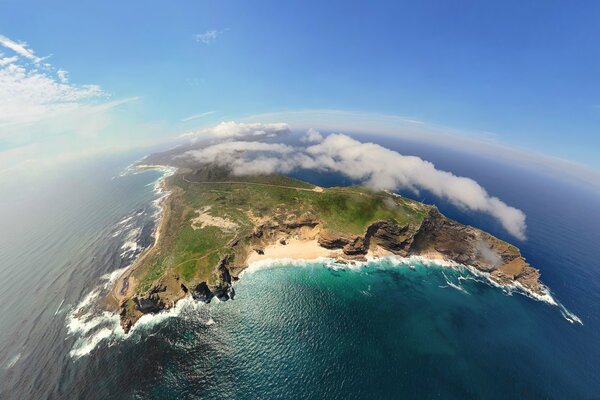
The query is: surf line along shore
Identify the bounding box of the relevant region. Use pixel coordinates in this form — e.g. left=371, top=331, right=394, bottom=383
left=104, top=165, right=559, bottom=333
left=106, top=165, right=176, bottom=310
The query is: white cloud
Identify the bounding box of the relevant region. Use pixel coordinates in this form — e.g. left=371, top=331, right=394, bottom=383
left=194, top=30, right=225, bottom=44
left=184, top=141, right=294, bottom=165
left=181, top=111, right=216, bottom=122
left=305, top=134, right=527, bottom=240
left=0, top=62, right=105, bottom=126
left=0, top=34, right=109, bottom=129
left=301, top=128, right=323, bottom=143
left=0, top=34, right=145, bottom=174
left=0, top=55, right=18, bottom=66
left=182, top=121, right=291, bottom=140
left=0, top=35, right=41, bottom=62
left=182, top=130, right=527, bottom=239
left=56, top=69, right=68, bottom=83
left=243, top=109, right=600, bottom=190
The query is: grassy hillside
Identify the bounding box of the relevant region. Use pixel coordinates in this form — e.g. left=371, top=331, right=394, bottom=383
left=131, top=169, right=428, bottom=294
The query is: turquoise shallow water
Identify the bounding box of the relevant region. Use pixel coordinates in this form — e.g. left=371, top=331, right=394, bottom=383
left=1, top=149, right=599, bottom=399
left=122, top=261, right=587, bottom=399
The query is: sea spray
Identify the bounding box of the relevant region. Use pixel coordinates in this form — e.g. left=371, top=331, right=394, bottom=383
left=241, top=254, right=582, bottom=325
left=66, top=163, right=582, bottom=359
left=67, top=252, right=583, bottom=360
left=65, top=164, right=178, bottom=359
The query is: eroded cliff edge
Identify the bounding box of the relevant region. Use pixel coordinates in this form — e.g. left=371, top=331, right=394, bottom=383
left=115, top=198, right=544, bottom=333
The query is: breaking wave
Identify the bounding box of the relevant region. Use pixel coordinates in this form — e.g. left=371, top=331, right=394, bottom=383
left=67, top=251, right=583, bottom=360
left=66, top=162, right=582, bottom=360
left=242, top=255, right=583, bottom=325
left=65, top=164, right=177, bottom=359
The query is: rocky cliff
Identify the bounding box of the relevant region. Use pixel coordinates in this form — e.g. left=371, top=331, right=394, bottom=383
left=119, top=205, right=545, bottom=333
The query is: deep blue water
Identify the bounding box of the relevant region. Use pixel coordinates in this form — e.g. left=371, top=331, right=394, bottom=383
left=0, top=137, right=599, bottom=399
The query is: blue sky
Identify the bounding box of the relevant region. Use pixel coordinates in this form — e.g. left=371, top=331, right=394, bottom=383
left=1, top=0, right=599, bottom=177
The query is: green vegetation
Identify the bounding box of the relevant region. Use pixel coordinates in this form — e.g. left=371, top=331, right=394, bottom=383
left=131, top=170, right=428, bottom=295
left=311, top=187, right=424, bottom=234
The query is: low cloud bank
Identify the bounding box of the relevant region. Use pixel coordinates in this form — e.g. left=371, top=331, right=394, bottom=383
left=182, top=121, right=290, bottom=140
left=183, top=128, right=527, bottom=240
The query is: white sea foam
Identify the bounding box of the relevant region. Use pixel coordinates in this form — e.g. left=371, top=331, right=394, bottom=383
left=72, top=288, right=101, bottom=312
left=53, top=298, right=65, bottom=317
left=111, top=229, right=124, bottom=238
left=117, top=215, right=134, bottom=226
left=66, top=164, right=181, bottom=359
left=66, top=301, right=124, bottom=359
left=111, top=210, right=140, bottom=238
left=4, top=353, right=21, bottom=369
left=101, top=266, right=130, bottom=289
left=441, top=271, right=470, bottom=295
left=67, top=251, right=583, bottom=359
left=243, top=254, right=582, bottom=325
left=558, top=305, right=583, bottom=325
left=66, top=280, right=208, bottom=359
left=69, top=326, right=118, bottom=359
left=71, top=161, right=583, bottom=359
left=129, top=296, right=206, bottom=333
left=66, top=265, right=141, bottom=358
left=239, top=257, right=346, bottom=277
left=119, top=227, right=142, bottom=257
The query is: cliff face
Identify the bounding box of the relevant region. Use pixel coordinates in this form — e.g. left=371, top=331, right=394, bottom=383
left=319, top=207, right=543, bottom=295
left=119, top=206, right=545, bottom=333
left=404, top=208, right=542, bottom=294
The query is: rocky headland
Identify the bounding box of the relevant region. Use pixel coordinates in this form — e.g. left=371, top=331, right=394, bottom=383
left=110, top=167, right=546, bottom=333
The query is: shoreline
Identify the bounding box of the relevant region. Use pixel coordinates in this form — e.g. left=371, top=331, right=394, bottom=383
left=240, top=244, right=583, bottom=324
left=106, top=164, right=176, bottom=310
left=105, top=166, right=582, bottom=331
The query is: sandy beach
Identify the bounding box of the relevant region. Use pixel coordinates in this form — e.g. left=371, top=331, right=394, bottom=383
left=246, top=238, right=343, bottom=264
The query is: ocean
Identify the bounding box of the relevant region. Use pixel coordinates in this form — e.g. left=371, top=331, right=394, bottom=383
left=1, top=138, right=599, bottom=399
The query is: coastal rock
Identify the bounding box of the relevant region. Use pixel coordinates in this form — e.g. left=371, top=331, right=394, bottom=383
left=370, top=221, right=415, bottom=254
left=149, top=283, right=167, bottom=294
left=342, top=237, right=368, bottom=255
left=409, top=208, right=479, bottom=265
left=515, top=266, right=542, bottom=294
left=283, top=216, right=319, bottom=229
left=314, top=207, right=545, bottom=297
left=192, top=282, right=213, bottom=303
left=133, top=293, right=165, bottom=313
left=318, top=231, right=351, bottom=249
left=112, top=169, right=547, bottom=333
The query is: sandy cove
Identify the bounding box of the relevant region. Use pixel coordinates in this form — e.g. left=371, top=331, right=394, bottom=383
left=245, top=237, right=447, bottom=265
left=246, top=237, right=341, bottom=264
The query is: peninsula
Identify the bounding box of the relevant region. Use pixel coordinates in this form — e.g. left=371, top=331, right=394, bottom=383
left=109, top=165, right=544, bottom=333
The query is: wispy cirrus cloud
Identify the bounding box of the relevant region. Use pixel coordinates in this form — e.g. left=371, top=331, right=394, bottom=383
left=0, top=62, right=106, bottom=126
left=181, top=111, right=216, bottom=122
left=0, top=33, right=143, bottom=174
left=0, top=35, right=42, bottom=62
left=0, top=34, right=109, bottom=128
left=194, top=30, right=226, bottom=44
left=0, top=55, right=18, bottom=66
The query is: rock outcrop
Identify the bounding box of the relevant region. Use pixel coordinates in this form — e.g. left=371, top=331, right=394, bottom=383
left=314, top=207, right=544, bottom=296
left=118, top=206, right=546, bottom=333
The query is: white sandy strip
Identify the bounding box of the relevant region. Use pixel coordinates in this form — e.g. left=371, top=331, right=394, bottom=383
left=246, top=238, right=343, bottom=265
left=242, top=240, right=582, bottom=325
left=69, top=233, right=582, bottom=359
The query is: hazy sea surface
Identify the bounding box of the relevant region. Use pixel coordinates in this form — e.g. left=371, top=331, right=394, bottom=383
left=1, top=142, right=599, bottom=399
